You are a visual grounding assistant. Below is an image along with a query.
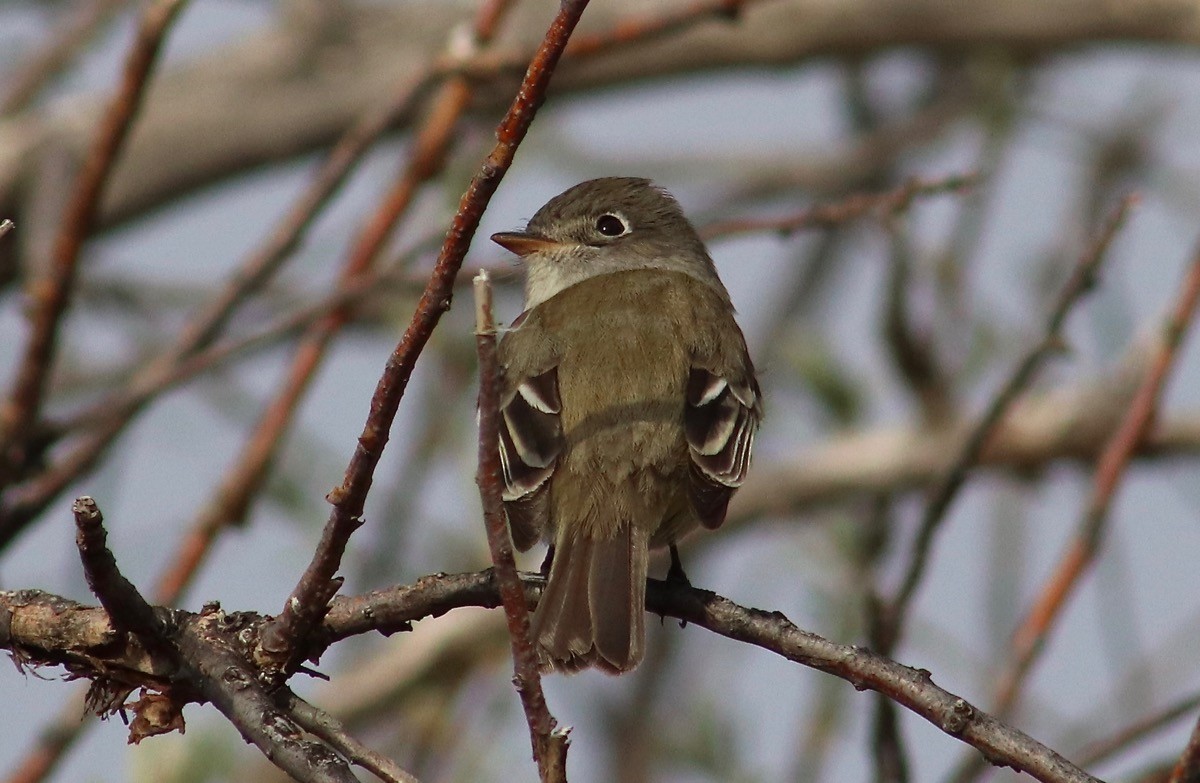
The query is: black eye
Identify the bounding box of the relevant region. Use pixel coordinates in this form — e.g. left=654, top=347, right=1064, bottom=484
left=595, top=213, right=628, bottom=237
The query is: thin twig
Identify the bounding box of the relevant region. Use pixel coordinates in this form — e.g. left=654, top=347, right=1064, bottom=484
left=879, top=194, right=1138, bottom=651
left=255, top=0, right=592, bottom=676
left=0, top=220, right=13, bottom=240
left=882, top=215, right=951, bottom=424
left=474, top=270, right=567, bottom=780
left=698, top=173, right=977, bottom=240
left=281, top=689, right=422, bottom=783
left=1078, top=693, right=1200, bottom=769
left=0, top=0, right=190, bottom=477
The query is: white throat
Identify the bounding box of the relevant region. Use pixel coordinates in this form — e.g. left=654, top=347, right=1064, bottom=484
left=522, top=256, right=599, bottom=310
left=521, top=248, right=721, bottom=311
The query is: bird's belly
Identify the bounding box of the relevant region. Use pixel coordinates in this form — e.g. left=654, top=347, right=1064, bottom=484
left=547, top=299, right=697, bottom=544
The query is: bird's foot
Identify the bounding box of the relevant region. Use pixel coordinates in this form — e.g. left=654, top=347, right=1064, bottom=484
left=666, top=543, right=692, bottom=587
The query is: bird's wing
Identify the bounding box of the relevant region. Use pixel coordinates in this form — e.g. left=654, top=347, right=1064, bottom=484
left=684, top=365, right=761, bottom=529
left=498, top=364, right=562, bottom=551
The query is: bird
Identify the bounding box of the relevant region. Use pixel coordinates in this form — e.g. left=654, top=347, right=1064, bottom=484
left=490, top=177, right=761, bottom=674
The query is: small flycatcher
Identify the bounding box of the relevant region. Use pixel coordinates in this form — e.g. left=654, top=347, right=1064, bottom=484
left=491, top=177, right=762, bottom=674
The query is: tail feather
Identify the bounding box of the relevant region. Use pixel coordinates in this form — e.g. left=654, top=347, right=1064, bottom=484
left=532, top=523, right=648, bottom=674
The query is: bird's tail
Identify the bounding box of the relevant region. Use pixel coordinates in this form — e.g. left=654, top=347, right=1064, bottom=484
left=531, top=522, right=649, bottom=674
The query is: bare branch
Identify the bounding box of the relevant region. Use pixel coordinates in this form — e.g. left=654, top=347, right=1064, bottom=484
left=699, top=173, right=977, bottom=240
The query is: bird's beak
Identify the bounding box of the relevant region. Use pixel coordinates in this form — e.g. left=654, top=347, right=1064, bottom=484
left=491, top=230, right=565, bottom=257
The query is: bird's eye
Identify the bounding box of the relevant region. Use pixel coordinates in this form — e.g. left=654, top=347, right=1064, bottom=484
left=595, top=213, right=628, bottom=237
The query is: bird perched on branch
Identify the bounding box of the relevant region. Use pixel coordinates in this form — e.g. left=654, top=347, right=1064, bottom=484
left=492, top=177, right=762, bottom=674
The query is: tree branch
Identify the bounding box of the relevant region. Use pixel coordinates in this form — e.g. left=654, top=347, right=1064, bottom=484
left=0, top=571, right=1104, bottom=783
left=255, top=0, right=592, bottom=676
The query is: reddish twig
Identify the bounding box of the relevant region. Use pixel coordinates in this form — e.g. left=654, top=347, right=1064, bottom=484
left=1004, top=242, right=1200, bottom=704
left=474, top=271, right=567, bottom=780
left=255, top=0, right=591, bottom=675
left=879, top=194, right=1138, bottom=651
left=0, top=0, right=190, bottom=479
left=1, top=0, right=131, bottom=115
left=698, top=173, right=977, bottom=240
